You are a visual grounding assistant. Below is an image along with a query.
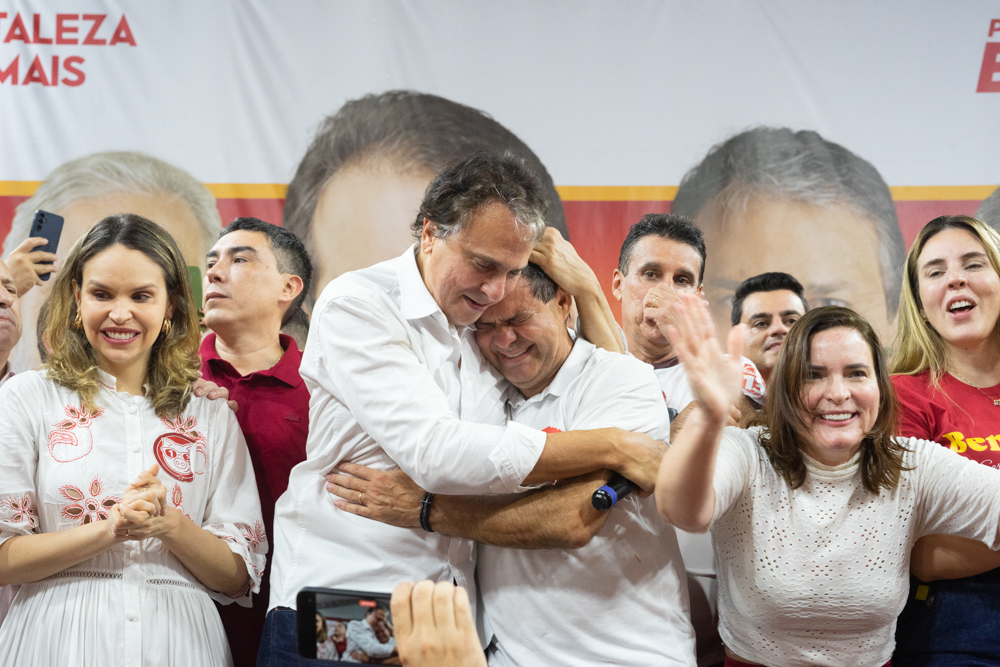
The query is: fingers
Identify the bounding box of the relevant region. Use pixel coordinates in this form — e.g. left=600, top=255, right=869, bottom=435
left=333, top=462, right=375, bottom=480
left=451, top=585, right=474, bottom=634
left=432, top=580, right=456, bottom=631
left=410, top=580, right=437, bottom=628
left=13, top=237, right=51, bottom=253
left=227, top=400, right=239, bottom=412
left=118, top=502, right=151, bottom=525
left=332, top=498, right=371, bottom=518
left=728, top=323, right=746, bottom=361
left=325, top=475, right=362, bottom=502
left=391, top=581, right=415, bottom=640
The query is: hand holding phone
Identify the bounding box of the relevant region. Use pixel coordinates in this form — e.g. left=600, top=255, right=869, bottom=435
left=26, top=210, right=64, bottom=282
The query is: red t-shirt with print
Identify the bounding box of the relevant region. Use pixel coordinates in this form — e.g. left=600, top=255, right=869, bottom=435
left=893, top=370, right=1000, bottom=468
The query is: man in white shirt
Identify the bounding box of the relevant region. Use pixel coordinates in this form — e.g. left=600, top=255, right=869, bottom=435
left=343, top=604, right=398, bottom=663
left=611, top=213, right=764, bottom=667
left=328, top=263, right=696, bottom=666
left=0, top=258, right=19, bottom=388
left=261, top=152, right=667, bottom=664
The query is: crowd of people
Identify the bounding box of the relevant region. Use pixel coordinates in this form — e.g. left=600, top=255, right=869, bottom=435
left=0, top=131, right=1000, bottom=667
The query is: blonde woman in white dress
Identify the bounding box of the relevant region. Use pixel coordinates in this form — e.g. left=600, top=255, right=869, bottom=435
left=0, top=214, right=265, bottom=666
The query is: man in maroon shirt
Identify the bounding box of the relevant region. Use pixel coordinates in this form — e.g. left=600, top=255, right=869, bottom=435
left=199, top=217, right=312, bottom=666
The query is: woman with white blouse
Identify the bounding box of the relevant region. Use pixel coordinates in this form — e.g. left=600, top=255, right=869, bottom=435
left=655, top=296, right=1000, bottom=667
left=0, top=214, right=266, bottom=666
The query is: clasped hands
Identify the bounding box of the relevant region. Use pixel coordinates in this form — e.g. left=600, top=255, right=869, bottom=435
left=107, top=463, right=176, bottom=542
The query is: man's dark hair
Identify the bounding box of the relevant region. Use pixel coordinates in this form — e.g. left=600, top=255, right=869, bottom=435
left=671, top=126, right=905, bottom=314
left=282, top=90, right=568, bottom=305
left=520, top=263, right=558, bottom=303
left=731, top=272, right=809, bottom=327
left=414, top=151, right=548, bottom=243
left=617, top=213, right=706, bottom=283
left=219, top=217, right=313, bottom=328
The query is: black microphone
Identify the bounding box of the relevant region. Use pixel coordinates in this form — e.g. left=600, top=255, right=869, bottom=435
left=591, top=473, right=638, bottom=510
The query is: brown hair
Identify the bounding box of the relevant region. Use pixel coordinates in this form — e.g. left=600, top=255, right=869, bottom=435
left=43, top=214, right=201, bottom=417
left=760, top=306, right=906, bottom=493
left=891, top=215, right=1000, bottom=383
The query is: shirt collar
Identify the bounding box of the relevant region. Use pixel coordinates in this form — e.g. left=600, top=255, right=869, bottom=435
left=201, top=332, right=303, bottom=387
left=396, top=244, right=445, bottom=322
left=651, top=355, right=680, bottom=370
left=506, top=338, right=592, bottom=411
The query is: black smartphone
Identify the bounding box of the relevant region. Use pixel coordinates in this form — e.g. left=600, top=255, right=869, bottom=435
left=297, top=587, right=395, bottom=663
left=28, top=210, right=64, bottom=280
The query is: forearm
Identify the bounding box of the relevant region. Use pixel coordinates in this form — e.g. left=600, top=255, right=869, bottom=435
left=574, top=289, right=625, bottom=354
left=910, top=534, right=1000, bottom=582
left=524, top=430, right=619, bottom=484
left=431, top=471, right=612, bottom=549
left=159, top=508, right=249, bottom=597
left=0, top=522, right=116, bottom=585
left=655, top=408, right=722, bottom=532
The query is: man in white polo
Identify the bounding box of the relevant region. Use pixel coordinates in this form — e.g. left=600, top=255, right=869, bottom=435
left=328, top=263, right=696, bottom=666
left=262, top=152, right=667, bottom=664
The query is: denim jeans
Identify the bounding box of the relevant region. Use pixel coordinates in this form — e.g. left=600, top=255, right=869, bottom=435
left=894, top=571, right=1000, bottom=666
left=257, top=607, right=329, bottom=667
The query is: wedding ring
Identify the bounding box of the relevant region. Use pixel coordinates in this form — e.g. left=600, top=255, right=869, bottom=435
left=359, top=492, right=366, bottom=506
left=651, top=296, right=658, bottom=306
left=125, top=528, right=130, bottom=537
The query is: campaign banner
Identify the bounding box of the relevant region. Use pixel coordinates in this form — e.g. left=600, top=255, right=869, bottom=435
left=1, top=0, right=998, bottom=373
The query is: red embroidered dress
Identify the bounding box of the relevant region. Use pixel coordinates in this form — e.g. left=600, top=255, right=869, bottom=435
left=0, top=370, right=266, bottom=666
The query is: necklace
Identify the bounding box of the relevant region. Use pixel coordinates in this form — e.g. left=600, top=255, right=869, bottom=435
left=950, top=370, right=1000, bottom=406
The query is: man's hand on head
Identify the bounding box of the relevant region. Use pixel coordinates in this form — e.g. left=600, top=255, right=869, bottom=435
left=529, top=227, right=601, bottom=298
left=7, top=237, right=59, bottom=296
left=326, top=462, right=424, bottom=529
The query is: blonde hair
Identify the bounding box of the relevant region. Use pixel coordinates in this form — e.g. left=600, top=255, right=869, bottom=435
left=43, top=214, right=201, bottom=417
left=891, top=215, right=1000, bottom=382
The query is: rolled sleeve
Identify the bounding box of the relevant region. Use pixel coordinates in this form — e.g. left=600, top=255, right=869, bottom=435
left=487, top=422, right=548, bottom=493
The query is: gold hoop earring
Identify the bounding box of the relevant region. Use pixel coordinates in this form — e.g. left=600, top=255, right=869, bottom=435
left=161, top=319, right=172, bottom=336
left=73, top=311, right=83, bottom=330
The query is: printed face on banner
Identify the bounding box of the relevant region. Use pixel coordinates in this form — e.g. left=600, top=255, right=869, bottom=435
left=311, top=162, right=437, bottom=298
left=697, top=196, right=894, bottom=343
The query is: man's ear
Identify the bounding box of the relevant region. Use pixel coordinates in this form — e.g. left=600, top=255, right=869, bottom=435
left=611, top=270, right=624, bottom=302
left=419, top=218, right=438, bottom=254
left=554, top=287, right=573, bottom=322
left=280, top=275, right=304, bottom=305
left=696, top=283, right=704, bottom=297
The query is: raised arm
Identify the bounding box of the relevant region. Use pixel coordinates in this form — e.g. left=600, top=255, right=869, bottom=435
left=326, top=463, right=614, bottom=549
left=529, top=227, right=625, bottom=354
left=655, top=294, right=745, bottom=533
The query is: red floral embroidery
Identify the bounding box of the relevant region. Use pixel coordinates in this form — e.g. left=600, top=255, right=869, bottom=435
left=47, top=405, right=105, bottom=463
left=60, top=477, right=121, bottom=525
left=1, top=493, right=39, bottom=530
left=238, top=521, right=267, bottom=554
left=154, top=416, right=208, bottom=483
left=169, top=483, right=191, bottom=520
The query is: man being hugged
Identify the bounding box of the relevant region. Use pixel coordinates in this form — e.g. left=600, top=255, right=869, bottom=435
left=329, top=263, right=696, bottom=666
left=262, top=152, right=666, bottom=663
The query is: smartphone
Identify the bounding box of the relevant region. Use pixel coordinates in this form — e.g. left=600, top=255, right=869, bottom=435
left=28, top=210, right=64, bottom=280
left=187, top=266, right=203, bottom=310
left=297, top=587, right=395, bottom=663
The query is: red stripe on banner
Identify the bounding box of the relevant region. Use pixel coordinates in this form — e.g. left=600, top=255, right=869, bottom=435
left=214, top=198, right=285, bottom=227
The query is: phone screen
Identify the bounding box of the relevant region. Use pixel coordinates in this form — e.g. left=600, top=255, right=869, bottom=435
left=297, top=587, right=395, bottom=664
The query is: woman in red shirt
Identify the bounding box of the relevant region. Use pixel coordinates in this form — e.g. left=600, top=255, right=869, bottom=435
left=891, top=214, right=1000, bottom=665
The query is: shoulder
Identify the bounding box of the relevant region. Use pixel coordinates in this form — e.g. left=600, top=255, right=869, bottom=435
left=571, top=343, right=661, bottom=396
left=177, top=393, right=239, bottom=437
left=0, top=370, right=65, bottom=402
left=315, top=258, right=400, bottom=311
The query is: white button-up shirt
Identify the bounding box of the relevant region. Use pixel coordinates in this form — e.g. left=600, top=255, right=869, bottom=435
left=269, top=246, right=547, bottom=610
left=479, top=339, right=696, bottom=667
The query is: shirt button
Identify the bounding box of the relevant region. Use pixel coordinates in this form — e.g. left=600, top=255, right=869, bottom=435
left=131, top=442, right=140, bottom=453
left=126, top=611, right=137, bottom=622
left=127, top=404, right=137, bottom=414
left=130, top=548, right=139, bottom=560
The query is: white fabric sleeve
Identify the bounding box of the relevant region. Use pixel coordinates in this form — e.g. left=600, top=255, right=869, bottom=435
left=910, top=437, right=1000, bottom=548
left=200, top=401, right=267, bottom=606
left=315, top=295, right=545, bottom=495
left=0, top=377, right=41, bottom=545
left=710, top=428, right=757, bottom=526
